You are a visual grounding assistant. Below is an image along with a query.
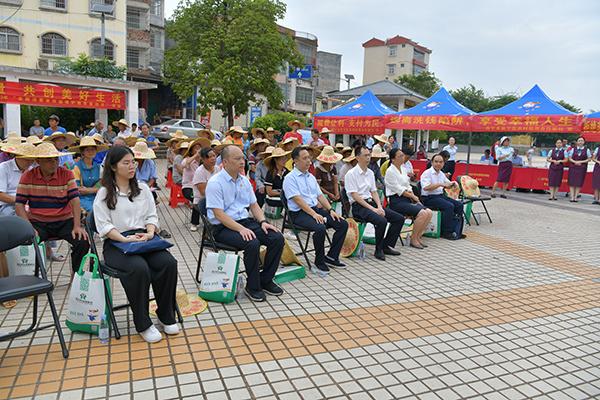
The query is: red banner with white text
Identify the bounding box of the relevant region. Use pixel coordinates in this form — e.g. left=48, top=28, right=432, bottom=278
left=0, top=81, right=126, bottom=110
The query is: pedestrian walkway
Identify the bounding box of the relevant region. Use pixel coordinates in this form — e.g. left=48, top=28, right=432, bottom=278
left=0, top=160, right=599, bottom=400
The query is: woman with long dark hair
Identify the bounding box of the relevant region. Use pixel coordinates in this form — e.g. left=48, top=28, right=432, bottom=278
left=93, top=146, right=179, bottom=343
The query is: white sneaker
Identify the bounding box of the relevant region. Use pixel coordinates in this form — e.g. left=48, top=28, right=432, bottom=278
left=284, top=231, right=296, bottom=240
left=158, top=319, right=180, bottom=335
left=190, top=225, right=198, bottom=232
left=140, top=324, right=162, bottom=343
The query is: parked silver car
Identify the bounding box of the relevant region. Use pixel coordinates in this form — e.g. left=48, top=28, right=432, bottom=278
left=152, top=119, right=222, bottom=141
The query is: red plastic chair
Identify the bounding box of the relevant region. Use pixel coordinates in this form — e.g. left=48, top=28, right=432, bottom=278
left=166, top=170, right=174, bottom=189
left=169, top=184, right=189, bottom=208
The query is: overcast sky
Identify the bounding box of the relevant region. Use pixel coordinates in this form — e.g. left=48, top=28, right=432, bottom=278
left=165, top=0, right=600, bottom=114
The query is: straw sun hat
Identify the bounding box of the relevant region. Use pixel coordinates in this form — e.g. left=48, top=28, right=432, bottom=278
left=170, top=130, right=188, bottom=140
left=343, top=149, right=357, bottom=163
left=260, top=239, right=302, bottom=266
left=2, top=131, right=25, bottom=143
left=374, top=134, right=388, bottom=144
left=257, top=146, right=275, bottom=159
left=286, top=119, right=305, bottom=129
left=25, top=136, right=43, bottom=145
left=43, top=131, right=78, bottom=147
left=196, top=129, right=215, bottom=141
left=461, top=176, right=482, bottom=197
left=263, top=147, right=291, bottom=168
left=1, top=137, right=22, bottom=149
left=182, top=137, right=211, bottom=159
left=317, top=145, right=343, bottom=164
left=249, top=138, right=270, bottom=152
left=251, top=127, right=266, bottom=136
left=1, top=142, right=37, bottom=157
left=69, top=136, right=109, bottom=153
left=34, top=142, right=74, bottom=158
left=279, top=137, right=300, bottom=150
left=370, top=146, right=388, bottom=159
left=302, top=144, right=321, bottom=160
left=150, top=290, right=207, bottom=317
left=320, top=127, right=334, bottom=135
left=214, top=140, right=243, bottom=153
left=265, top=127, right=280, bottom=136
left=131, top=141, right=156, bottom=159
left=340, top=218, right=360, bottom=258
left=112, top=118, right=130, bottom=128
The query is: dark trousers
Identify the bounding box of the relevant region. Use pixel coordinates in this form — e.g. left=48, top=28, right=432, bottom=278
left=422, top=194, right=463, bottom=233
left=351, top=201, right=404, bottom=251
left=290, top=207, right=349, bottom=266
left=32, top=218, right=90, bottom=273
left=213, top=218, right=284, bottom=291
left=445, top=160, right=456, bottom=180
left=182, top=188, right=200, bottom=225
left=103, top=241, right=178, bottom=333
left=255, top=188, right=266, bottom=209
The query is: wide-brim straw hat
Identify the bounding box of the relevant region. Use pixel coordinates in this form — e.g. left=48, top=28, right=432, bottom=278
left=461, top=176, right=482, bottom=197
left=182, top=137, right=211, bottom=159
left=173, top=140, right=191, bottom=155
left=445, top=182, right=461, bottom=200
left=112, top=119, right=130, bottom=128
left=257, top=146, right=275, bottom=159
left=251, top=127, right=266, bottom=137
left=196, top=129, right=215, bottom=141
left=91, top=133, right=104, bottom=144
left=227, top=126, right=247, bottom=136
left=374, top=134, right=388, bottom=144
left=370, top=146, right=388, bottom=159
left=279, top=137, right=300, bottom=150
left=320, top=127, right=334, bottom=135
left=86, top=122, right=95, bottom=129
left=2, top=131, right=25, bottom=143
left=343, top=149, right=357, bottom=163
left=335, top=143, right=344, bottom=150
left=124, top=136, right=146, bottom=147
left=165, top=137, right=182, bottom=147
left=35, top=142, right=73, bottom=158
left=263, top=147, right=291, bottom=168
left=302, top=145, right=321, bottom=160
left=1, top=137, right=22, bottom=149
left=260, top=239, right=302, bottom=266
left=214, top=141, right=243, bottom=152
left=500, top=136, right=512, bottom=146
left=6, top=143, right=37, bottom=158
left=340, top=218, right=360, bottom=258
left=286, top=119, right=305, bottom=129
left=150, top=290, right=207, bottom=317
left=317, top=145, right=343, bottom=164
left=131, top=141, right=156, bottom=159
left=340, top=146, right=353, bottom=155
left=210, top=139, right=221, bottom=148
left=43, top=131, right=78, bottom=147
left=69, top=136, right=109, bottom=153
left=249, top=138, right=270, bottom=152
left=169, top=130, right=188, bottom=140
left=25, top=136, right=43, bottom=145
left=265, top=127, right=280, bottom=136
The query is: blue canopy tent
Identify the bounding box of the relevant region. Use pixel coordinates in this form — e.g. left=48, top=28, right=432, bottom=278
left=314, top=90, right=395, bottom=137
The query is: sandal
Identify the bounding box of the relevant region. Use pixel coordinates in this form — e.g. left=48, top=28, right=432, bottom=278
left=3, top=300, right=17, bottom=308
left=50, top=252, right=65, bottom=262
left=159, top=230, right=171, bottom=238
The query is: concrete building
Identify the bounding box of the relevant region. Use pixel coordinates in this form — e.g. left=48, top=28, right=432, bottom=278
left=362, top=35, right=431, bottom=85
left=314, top=51, right=343, bottom=114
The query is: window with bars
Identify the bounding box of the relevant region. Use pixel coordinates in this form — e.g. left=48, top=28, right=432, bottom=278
left=295, top=87, right=312, bottom=104
left=127, top=8, right=141, bottom=29
left=150, top=0, right=162, bottom=16
left=127, top=48, right=140, bottom=68
left=40, top=0, right=66, bottom=9
left=90, top=38, right=114, bottom=60
left=150, top=30, right=162, bottom=48
left=41, top=33, right=67, bottom=56
left=90, top=0, right=114, bottom=17
left=0, top=27, right=20, bottom=52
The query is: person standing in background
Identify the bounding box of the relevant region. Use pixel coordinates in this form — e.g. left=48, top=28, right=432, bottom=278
left=442, top=137, right=458, bottom=179
left=526, top=146, right=536, bottom=166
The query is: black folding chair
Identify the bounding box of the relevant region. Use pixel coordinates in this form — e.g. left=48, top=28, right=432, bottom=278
left=85, top=210, right=182, bottom=340
left=0, top=216, right=69, bottom=358
left=195, top=196, right=244, bottom=283
left=279, top=189, right=332, bottom=270
left=456, top=175, right=493, bottom=225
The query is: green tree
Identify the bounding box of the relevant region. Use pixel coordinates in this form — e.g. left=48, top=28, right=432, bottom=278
left=555, top=100, right=582, bottom=114
left=248, top=111, right=306, bottom=139
left=164, top=0, right=304, bottom=127
left=394, top=71, right=442, bottom=98
left=449, top=84, right=489, bottom=113
left=54, top=53, right=126, bottom=79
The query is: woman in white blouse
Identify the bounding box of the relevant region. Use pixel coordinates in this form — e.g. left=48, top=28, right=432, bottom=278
left=93, top=146, right=179, bottom=344
left=385, top=148, right=433, bottom=249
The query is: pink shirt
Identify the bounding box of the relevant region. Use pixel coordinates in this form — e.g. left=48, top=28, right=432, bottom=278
left=192, top=165, right=221, bottom=203
left=182, top=158, right=199, bottom=189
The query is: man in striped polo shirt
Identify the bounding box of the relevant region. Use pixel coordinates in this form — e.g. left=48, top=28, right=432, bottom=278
left=15, top=142, right=89, bottom=274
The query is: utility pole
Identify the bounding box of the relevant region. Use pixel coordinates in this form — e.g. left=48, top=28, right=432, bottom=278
left=284, top=61, right=289, bottom=113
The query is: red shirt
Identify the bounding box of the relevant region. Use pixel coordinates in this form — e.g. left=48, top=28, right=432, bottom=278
left=16, top=166, right=79, bottom=223
left=321, top=138, right=331, bottom=145
left=283, top=131, right=303, bottom=145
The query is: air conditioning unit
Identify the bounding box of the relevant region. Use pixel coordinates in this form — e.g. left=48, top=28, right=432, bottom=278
left=37, top=59, right=53, bottom=70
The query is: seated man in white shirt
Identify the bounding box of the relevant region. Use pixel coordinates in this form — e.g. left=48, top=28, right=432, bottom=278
left=345, top=145, right=404, bottom=261
left=420, top=154, right=465, bottom=240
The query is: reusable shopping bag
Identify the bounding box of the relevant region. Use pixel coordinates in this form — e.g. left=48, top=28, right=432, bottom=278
left=198, top=252, right=240, bottom=304
left=6, top=237, right=45, bottom=276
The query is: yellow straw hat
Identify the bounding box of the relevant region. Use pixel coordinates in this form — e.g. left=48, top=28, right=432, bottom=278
left=265, top=127, right=280, bottom=136
left=91, top=133, right=104, bottom=144
left=25, top=136, right=43, bottom=145
left=182, top=137, right=211, bottom=159
left=317, top=145, right=343, bottom=164
left=86, top=122, right=95, bottom=129
left=335, top=143, right=344, bottom=150
left=370, top=146, right=388, bottom=159
left=10, top=143, right=37, bottom=158
left=112, top=118, right=130, bottom=128
left=257, top=146, right=275, bottom=159
left=340, top=218, right=360, bottom=258
left=34, top=142, right=73, bottom=158
left=227, top=126, right=247, bottom=136
left=302, top=144, right=321, bottom=160
left=174, top=140, right=191, bottom=155
left=170, top=130, right=188, bottom=139
left=343, top=149, right=357, bottom=163
left=131, top=141, right=156, bottom=159
left=373, top=134, right=388, bottom=144
left=196, top=129, right=215, bottom=141
left=69, top=136, right=109, bottom=153
left=251, top=127, right=267, bottom=136
left=279, top=137, right=300, bottom=149
left=1, top=137, right=22, bottom=149
left=320, top=127, right=334, bottom=135
left=461, top=176, right=482, bottom=197
left=286, top=119, right=305, bottom=129
left=249, top=138, right=270, bottom=152
left=2, top=131, right=25, bottom=143
left=444, top=182, right=461, bottom=200
left=43, top=131, right=78, bottom=147
left=150, top=290, right=207, bottom=317
left=260, top=239, right=302, bottom=266
left=214, top=140, right=243, bottom=152
left=263, top=147, right=291, bottom=168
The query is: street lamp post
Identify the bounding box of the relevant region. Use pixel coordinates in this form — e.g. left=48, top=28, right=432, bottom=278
left=344, top=74, right=355, bottom=90
left=91, top=4, right=115, bottom=58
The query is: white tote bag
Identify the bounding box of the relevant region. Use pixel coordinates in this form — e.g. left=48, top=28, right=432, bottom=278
left=6, top=240, right=45, bottom=276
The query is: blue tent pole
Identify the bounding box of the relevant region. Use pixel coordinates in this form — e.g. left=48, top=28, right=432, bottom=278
left=466, top=131, right=472, bottom=175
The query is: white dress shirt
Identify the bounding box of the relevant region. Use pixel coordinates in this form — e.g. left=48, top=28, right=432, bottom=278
left=385, top=164, right=412, bottom=198
left=402, top=160, right=414, bottom=175
left=420, top=167, right=449, bottom=196
left=345, top=165, right=376, bottom=204
left=93, top=183, right=159, bottom=240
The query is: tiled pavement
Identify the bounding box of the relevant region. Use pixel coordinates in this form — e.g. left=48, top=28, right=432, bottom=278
left=1, top=159, right=599, bottom=399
